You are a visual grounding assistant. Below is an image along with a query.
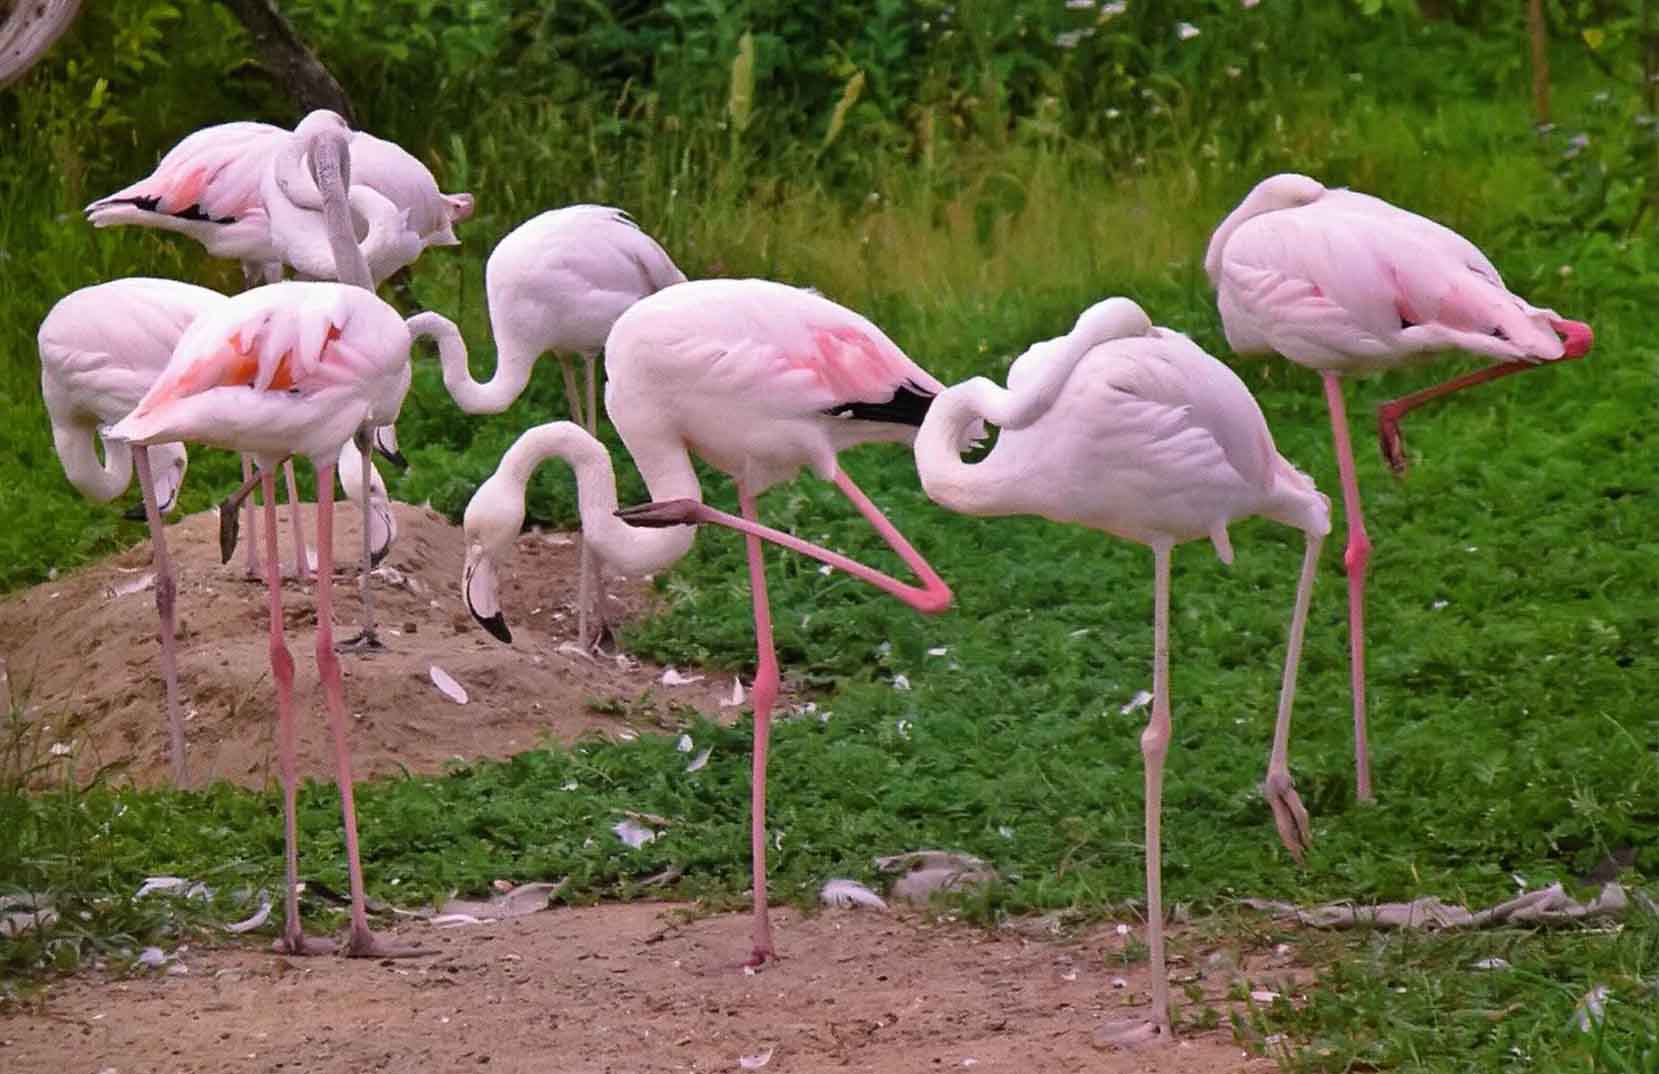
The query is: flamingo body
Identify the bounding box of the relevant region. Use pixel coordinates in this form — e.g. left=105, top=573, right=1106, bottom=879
left=38, top=278, right=222, bottom=509
left=112, top=281, right=412, bottom=464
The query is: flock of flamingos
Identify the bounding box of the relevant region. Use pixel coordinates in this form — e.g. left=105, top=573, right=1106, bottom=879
left=36, top=108, right=1592, bottom=1043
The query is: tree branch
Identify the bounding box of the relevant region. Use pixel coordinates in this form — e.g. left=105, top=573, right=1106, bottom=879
left=0, top=0, right=82, bottom=89
left=218, top=0, right=354, bottom=123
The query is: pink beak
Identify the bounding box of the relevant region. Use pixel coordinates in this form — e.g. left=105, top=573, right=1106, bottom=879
left=1554, top=319, right=1593, bottom=359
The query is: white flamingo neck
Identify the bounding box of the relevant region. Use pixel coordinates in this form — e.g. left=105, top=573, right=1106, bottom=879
left=1203, top=173, right=1327, bottom=284
left=504, top=423, right=702, bottom=577
left=409, top=312, right=533, bottom=415
left=51, top=421, right=131, bottom=502
left=913, top=383, right=1010, bottom=518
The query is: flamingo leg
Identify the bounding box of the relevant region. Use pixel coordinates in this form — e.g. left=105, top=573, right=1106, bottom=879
left=581, top=356, right=611, bottom=651
left=1141, top=543, right=1174, bottom=1036
left=559, top=356, right=595, bottom=649
left=1263, top=533, right=1324, bottom=860
left=264, top=469, right=334, bottom=957
left=312, top=461, right=425, bottom=958
left=133, top=446, right=187, bottom=790
left=337, top=427, right=385, bottom=651
left=738, top=486, right=781, bottom=967
left=1377, top=362, right=1528, bottom=476
left=241, top=455, right=262, bottom=579
left=1322, top=372, right=1374, bottom=802
left=283, top=460, right=310, bottom=581
left=615, top=470, right=953, bottom=615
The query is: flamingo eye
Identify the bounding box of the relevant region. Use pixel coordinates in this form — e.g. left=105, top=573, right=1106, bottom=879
left=1490, top=326, right=1510, bottom=341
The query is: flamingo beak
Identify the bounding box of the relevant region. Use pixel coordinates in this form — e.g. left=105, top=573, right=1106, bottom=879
left=463, top=544, right=512, bottom=644
left=1554, top=319, right=1593, bottom=359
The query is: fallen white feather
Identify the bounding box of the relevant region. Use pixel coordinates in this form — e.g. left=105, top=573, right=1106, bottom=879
left=0, top=907, right=57, bottom=937
left=675, top=734, right=694, bottom=753
left=223, top=893, right=273, bottom=934
left=891, top=673, right=911, bottom=691
left=429, top=665, right=469, bottom=705
left=660, top=667, right=704, bottom=686
left=136, top=946, right=168, bottom=968
left=1250, top=990, right=1280, bottom=1003
left=135, top=876, right=190, bottom=899
left=722, top=677, right=746, bottom=708
left=555, top=641, right=596, bottom=662
left=1120, top=690, right=1153, bottom=715
left=613, top=818, right=658, bottom=848
left=431, top=913, right=488, bottom=929
left=738, top=1046, right=774, bottom=1070
left=48, top=741, right=72, bottom=757
left=1575, top=985, right=1611, bottom=1031
left=106, top=572, right=156, bottom=600
left=685, top=747, right=711, bottom=774
left=1244, top=882, right=1629, bottom=930
left=926, top=646, right=949, bottom=657
left=820, top=878, right=888, bottom=911
left=1471, top=957, right=1511, bottom=971
left=433, top=881, right=567, bottom=924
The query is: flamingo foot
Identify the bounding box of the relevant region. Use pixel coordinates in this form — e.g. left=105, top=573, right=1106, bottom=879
left=272, top=930, right=338, bottom=957
left=342, top=927, right=430, bottom=959
left=1263, top=770, right=1312, bottom=862
left=1091, top=1019, right=1168, bottom=1050
left=1377, top=403, right=1409, bottom=477
left=742, top=945, right=774, bottom=970
left=335, top=629, right=386, bottom=653
left=615, top=499, right=702, bottom=528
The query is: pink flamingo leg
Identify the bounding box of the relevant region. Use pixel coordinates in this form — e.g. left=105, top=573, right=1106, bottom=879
left=283, top=460, right=310, bottom=580
left=241, top=455, right=262, bottom=579
left=132, top=446, right=187, bottom=789
left=1377, top=320, right=1591, bottom=474
left=263, top=469, right=334, bottom=956
left=616, top=470, right=952, bottom=615
left=1322, top=373, right=1373, bottom=802
left=1263, top=534, right=1324, bottom=859
left=738, top=487, right=781, bottom=967
left=1141, top=543, right=1174, bottom=1035
left=312, top=462, right=425, bottom=958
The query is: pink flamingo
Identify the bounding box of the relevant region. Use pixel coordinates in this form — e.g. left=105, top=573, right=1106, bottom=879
left=38, top=277, right=225, bottom=788
left=911, top=297, right=1331, bottom=1043
left=1206, top=173, right=1593, bottom=801
left=416, top=203, right=686, bottom=649
left=461, top=278, right=963, bottom=966
left=108, top=281, right=420, bottom=958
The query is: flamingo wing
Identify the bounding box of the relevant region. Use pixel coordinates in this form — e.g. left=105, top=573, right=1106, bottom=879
left=87, top=122, right=283, bottom=224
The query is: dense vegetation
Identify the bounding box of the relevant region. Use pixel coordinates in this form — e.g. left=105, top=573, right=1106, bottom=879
left=4, top=2, right=1659, bottom=1069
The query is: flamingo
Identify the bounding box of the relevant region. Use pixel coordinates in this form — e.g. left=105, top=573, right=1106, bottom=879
left=1205, top=173, right=1593, bottom=801
left=910, top=297, right=1331, bottom=1042
left=37, top=278, right=400, bottom=789
left=416, top=204, right=686, bottom=649
left=107, top=280, right=421, bottom=958
left=460, top=278, right=963, bottom=966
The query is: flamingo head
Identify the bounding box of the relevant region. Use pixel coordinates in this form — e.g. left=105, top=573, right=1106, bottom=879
left=461, top=470, right=522, bottom=644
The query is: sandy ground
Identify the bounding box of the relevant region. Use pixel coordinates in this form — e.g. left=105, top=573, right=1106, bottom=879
left=0, top=502, right=741, bottom=789
left=0, top=904, right=1296, bottom=1074
left=0, top=504, right=1300, bottom=1073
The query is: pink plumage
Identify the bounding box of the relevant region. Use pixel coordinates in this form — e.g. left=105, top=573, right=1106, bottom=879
left=1206, top=173, right=1594, bottom=803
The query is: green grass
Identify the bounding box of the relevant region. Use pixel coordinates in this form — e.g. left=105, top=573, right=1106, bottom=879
left=4, top=7, right=1659, bottom=1071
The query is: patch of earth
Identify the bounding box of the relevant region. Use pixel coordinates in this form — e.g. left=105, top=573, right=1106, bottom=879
left=0, top=502, right=742, bottom=789
left=0, top=904, right=1300, bottom=1074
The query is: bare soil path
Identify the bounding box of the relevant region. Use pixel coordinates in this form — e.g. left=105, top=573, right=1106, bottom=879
left=0, top=903, right=1290, bottom=1074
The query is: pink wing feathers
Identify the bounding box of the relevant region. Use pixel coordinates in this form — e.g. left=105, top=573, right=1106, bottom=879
left=87, top=122, right=283, bottom=225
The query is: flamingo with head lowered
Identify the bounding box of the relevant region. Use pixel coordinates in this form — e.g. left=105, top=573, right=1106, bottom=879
left=1206, top=173, right=1592, bottom=802
left=461, top=277, right=967, bottom=967
left=108, top=280, right=427, bottom=959
left=415, top=204, right=686, bottom=650
left=911, top=297, right=1331, bottom=1044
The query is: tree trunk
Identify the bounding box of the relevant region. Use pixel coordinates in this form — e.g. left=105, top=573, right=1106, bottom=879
left=218, top=0, right=354, bottom=123
left=1528, top=0, right=1550, bottom=125
left=0, top=0, right=82, bottom=88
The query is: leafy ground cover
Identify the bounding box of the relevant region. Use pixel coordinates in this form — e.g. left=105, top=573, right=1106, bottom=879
left=3, top=3, right=1658, bottom=1069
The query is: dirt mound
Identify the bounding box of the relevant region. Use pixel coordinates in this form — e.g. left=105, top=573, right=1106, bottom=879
left=0, top=904, right=1291, bottom=1073
left=0, top=502, right=740, bottom=789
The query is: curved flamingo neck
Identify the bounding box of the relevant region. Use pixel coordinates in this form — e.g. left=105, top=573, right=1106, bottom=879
left=1204, top=174, right=1326, bottom=284
left=503, top=422, right=702, bottom=577
left=53, top=421, right=131, bottom=502
left=409, top=312, right=534, bottom=415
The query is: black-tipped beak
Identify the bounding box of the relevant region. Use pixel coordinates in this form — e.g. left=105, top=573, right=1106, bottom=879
left=369, top=542, right=390, bottom=568
left=375, top=446, right=409, bottom=471
left=476, top=611, right=512, bottom=644
left=123, top=500, right=147, bottom=522
left=217, top=499, right=241, bottom=564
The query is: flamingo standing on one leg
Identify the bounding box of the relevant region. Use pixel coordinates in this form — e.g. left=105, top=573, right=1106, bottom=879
left=108, top=280, right=420, bottom=958
left=37, top=278, right=224, bottom=788
left=1205, top=173, right=1593, bottom=802
left=909, top=297, right=1331, bottom=1042
left=419, top=204, right=686, bottom=650
left=460, top=278, right=963, bottom=966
